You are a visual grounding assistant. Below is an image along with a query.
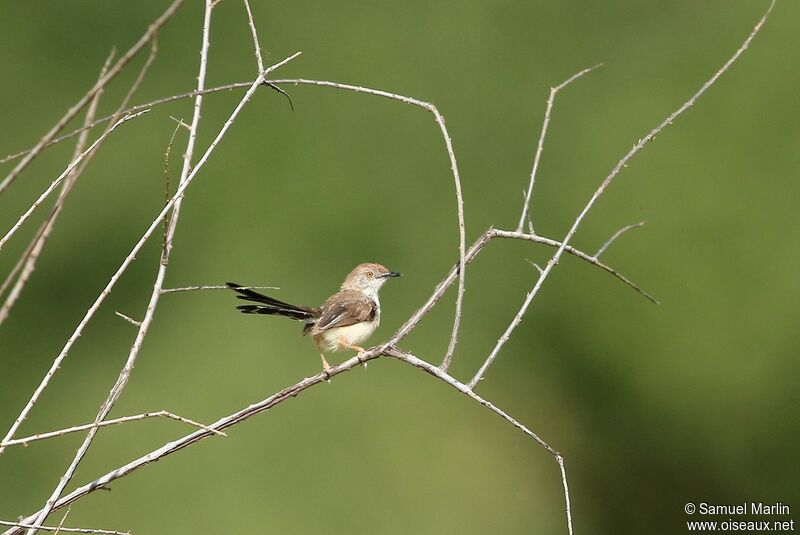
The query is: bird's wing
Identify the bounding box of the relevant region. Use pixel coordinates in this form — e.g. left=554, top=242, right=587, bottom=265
left=314, top=290, right=377, bottom=332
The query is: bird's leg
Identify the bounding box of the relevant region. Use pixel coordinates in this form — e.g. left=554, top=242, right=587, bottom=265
left=319, top=352, right=331, bottom=371
left=337, top=335, right=366, bottom=354
left=313, top=335, right=332, bottom=379
left=338, top=336, right=369, bottom=368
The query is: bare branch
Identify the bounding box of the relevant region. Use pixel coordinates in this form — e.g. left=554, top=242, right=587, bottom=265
left=594, top=220, right=646, bottom=258
left=0, top=521, right=129, bottom=535
left=517, top=63, right=602, bottom=233
left=0, top=112, right=150, bottom=254
left=243, top=0, right=264, bottom=73
left=493, top=230, right=658, bottom=304
left=467, top=272, right=541, bottom=390
left=0, top=410, right=225, bottom=448
left=113, top=312, right=141, bottom=327
left=54, top=509, right=70, bottom=535
left=160, top=285, right=278, bottom=294
left=0, top=0, right=183, bottom=195
left=468, top=0, right=774, bottom=389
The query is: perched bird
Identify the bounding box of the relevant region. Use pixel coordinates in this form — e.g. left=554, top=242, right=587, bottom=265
left=227, top=263, right=401, bottom=370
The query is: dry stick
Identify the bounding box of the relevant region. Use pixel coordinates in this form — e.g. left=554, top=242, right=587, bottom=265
left=242, top=0, right=265, bottom=73
left=0, top=112, right=149, bottom=254
left=0, top=0, right=184, bottom=195
left=54, top=509, right=70, bottom=535
left=26, top=6, right=215, bottom=530
left=594, top=220, right=645, bottom=258
left=0, top=52, right=301, bottom=459
left=1, top=410, right=225, bottom=449
left=0, top=39, right=159, bottom=327
left=161, top=122, right=182, bottom=251
left=516, top=64, right=602, bottom=233
left=468, top=0, right=775, bottom=391
left=493, top=229, right=657, bottom=304
left=0, top=521, right=129, bottom=535
left=267, top=78, right=467, bottom=372
left=113, top=312, right=140, bottom=327
left=160, top=285, right=277, bottom=294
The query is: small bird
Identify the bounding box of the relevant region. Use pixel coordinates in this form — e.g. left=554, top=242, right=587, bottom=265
left=227, top=263, right=401, bottom=370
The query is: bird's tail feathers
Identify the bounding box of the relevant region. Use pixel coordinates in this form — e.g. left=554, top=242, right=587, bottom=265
left=226, top=282, right=316, bottom=321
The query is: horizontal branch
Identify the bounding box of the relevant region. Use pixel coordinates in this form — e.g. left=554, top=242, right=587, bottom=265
left=160, top=285, right=278, bottom=294
left=0, top=520, right=129, bottom=535
left=0, top=410, right=225, bottom=449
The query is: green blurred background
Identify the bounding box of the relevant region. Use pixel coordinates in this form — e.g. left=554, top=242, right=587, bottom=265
left=1, top=1, right=798, bottom=533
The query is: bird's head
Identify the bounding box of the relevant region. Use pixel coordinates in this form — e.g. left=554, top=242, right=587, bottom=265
left=341, top=262, right=402, bottom=294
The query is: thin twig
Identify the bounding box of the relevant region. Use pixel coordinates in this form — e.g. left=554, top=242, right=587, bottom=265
left=594, top=221, right=646, bottom=258
left=0, top=0, right=183, bottom=195
left=467, top=272, right=542, bottom=389
left=0, top=112, right=150, bottom=254
left=0, top=521, right=129, bottom=535
left=0, top=410, right=225, bottom=448
left=162, top=122, right=182, bottom=254
left=0, top=52, right=301, bottom=459
left=243, top=0, right=264, bottom=73
left=266, top=78, right=468, bottom=372
left=494, top=230, right=658, bottom=304
left=26, top=5, right=215, bottom=529
left=113, top=312, right=141, bottom=327
left=54, top=509, right=70, bottom=535
left=468, top=0, right=774, bottom=390
left=517, top=63, right=602, bottom=233
left=160, top=285, right=278, bottom=294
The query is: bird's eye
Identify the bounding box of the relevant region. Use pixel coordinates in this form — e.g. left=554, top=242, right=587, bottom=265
left=366, top=271, right=374, bottom=278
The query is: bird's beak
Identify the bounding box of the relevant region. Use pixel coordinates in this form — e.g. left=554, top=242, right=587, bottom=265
left=381, top=271, right=402, bottom=278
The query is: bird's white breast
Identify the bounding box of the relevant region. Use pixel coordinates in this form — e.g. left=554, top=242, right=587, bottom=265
left=320, top=296, right=380, bottom=352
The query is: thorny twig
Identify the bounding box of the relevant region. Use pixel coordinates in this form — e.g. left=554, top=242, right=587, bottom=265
left=0, top=410, right=225, bottom=448
left=160, top=285, right=278, bottom=294
left=517, top=63, right=602, bottom=233
left=0, top=520, right=129, bottom=535
left=594, top=221, right=646, bottom=258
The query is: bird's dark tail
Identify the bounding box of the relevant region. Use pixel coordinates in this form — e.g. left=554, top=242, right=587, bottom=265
left=226, top=282, right=318, bottom=321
